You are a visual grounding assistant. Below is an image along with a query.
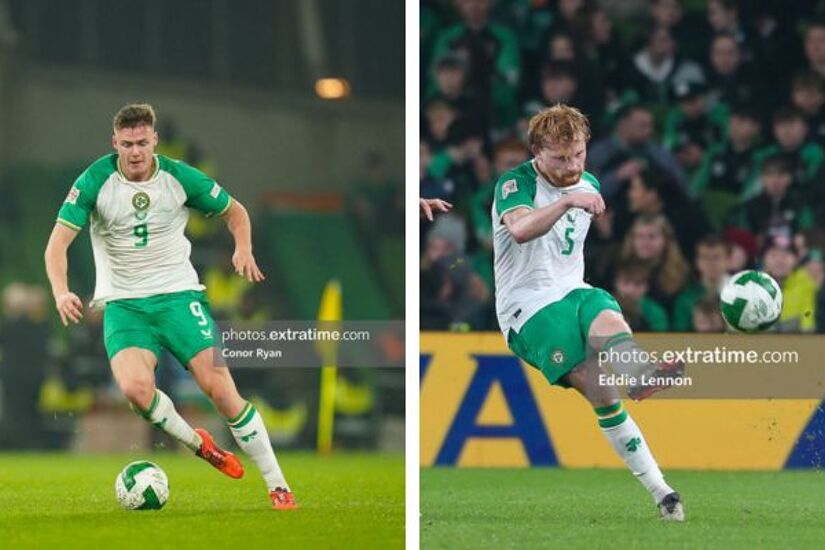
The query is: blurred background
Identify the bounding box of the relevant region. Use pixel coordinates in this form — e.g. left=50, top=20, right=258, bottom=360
left=420, top=0, right=825, bottom=473
left=0, top=0, right=405, bottom=453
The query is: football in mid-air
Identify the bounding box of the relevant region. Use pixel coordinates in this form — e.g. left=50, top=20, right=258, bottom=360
left=115, top=460, right=170, bottom=510
left=719, top=270, right=783, bottom=333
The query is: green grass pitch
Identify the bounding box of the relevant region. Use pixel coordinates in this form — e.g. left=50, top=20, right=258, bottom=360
left=0, top=452, right=403, bottom=549
left=422, top=468, right=825, bottom=548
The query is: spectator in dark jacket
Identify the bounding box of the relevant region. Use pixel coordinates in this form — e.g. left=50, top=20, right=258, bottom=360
left=790, top=71, right=825, bottom=146
left=706, top=32, right=766, bottom=109
left=692, top=103, right=763, bottom=197
left=616, top=162, right=712, bottom=261
left=728, top=154, right=815, bottom=237
left=629, top=26, right=705, bottom=104
left=588, top=105, right=688, bottom=202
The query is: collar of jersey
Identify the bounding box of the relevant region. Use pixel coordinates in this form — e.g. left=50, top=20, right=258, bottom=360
left=116, top=154, right=161, bottom=184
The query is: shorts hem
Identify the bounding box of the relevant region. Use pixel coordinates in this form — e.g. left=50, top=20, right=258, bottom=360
left=107, top=345, right=160, bottom=362
left=174, top=342, right=221, bottom=369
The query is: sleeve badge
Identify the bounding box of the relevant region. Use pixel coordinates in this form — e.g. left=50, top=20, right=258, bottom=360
left=501, top=179, right=518, bottom=200
left=65, top=186, right=80, bottom=205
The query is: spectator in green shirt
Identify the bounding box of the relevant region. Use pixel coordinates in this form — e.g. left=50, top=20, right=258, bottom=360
left=747, top=106, right=825, bottom=197
left=612, top=261, right=670, bottom=332
left=728, top=154, right=815, bottom=237
left=790, top=72, right=825, bottom=146
left=672, top=235, right=730, bottom=332
left=430, top=0, right=521, bottom=131
left=691, top=103, right=762, bottom=197
left=468, top=137, right=529, bottom=289
left=663, top=81, right=727, bottom=177
left=425, top=54, right=488, bottom=142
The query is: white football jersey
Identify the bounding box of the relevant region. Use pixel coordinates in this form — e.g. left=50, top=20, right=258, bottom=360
left=57, top=154, right=231, bottom=305
left=492, top=159, right=601, bottom=335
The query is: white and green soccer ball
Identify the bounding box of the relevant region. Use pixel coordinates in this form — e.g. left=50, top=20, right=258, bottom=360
left=719, top=270, right=783, bottom=332
left=115, top=460, right=169, bottom=510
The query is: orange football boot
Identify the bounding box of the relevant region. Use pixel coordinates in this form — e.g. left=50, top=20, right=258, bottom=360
left=270, top=488, right=298, bottom=510
left=194, top=428, right=244, bottom=479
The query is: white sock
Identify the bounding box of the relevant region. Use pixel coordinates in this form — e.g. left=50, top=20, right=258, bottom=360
left=134, top=389, right=202, bottom=452
left=597, top=402, right=673, bottom=503
left=228, top=401, right=289, bottom=491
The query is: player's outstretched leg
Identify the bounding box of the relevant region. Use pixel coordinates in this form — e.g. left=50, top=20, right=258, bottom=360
left=111, top=348, right=203, bottom=452
left=575, top=310, right=684, bottom=521
left=566, top=358, right=683, bottom=521
left=189, top=349, right=295, bottom=509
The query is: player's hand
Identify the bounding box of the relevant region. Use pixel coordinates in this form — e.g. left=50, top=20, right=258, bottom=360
left=54, top=291, right=83, bottom=326
left=232, top=249, right=265, bottom=283
left=420, top=198, right=453, bottom=222
left=565, top=192, right=605, bottom=217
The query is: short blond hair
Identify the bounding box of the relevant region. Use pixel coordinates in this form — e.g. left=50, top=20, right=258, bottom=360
left=527, top=104, right=590, bottom=152
left=113, top=103, right=156, bottom=130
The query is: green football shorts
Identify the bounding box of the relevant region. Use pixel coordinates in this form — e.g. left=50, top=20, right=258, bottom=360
left=507, top=288, right=622, bottom=386
left=103, top=290, right=220, bottom=367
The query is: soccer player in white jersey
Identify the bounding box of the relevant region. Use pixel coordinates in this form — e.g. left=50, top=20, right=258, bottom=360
left=492, top=104, right=685, bottom=521
left=44, top=103, right=296, bottom=510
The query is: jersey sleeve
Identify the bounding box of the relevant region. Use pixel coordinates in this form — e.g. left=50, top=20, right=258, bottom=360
left=56, top=170, right=100, bottom=231
left=494, top=173, right=534, bottom=221
left=169, top=159, right=232, bottom=217
left=581, top=171, right=601, bottom=192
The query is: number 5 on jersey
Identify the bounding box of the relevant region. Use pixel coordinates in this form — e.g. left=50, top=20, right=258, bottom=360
left=561, top=226, right=575, bottom=255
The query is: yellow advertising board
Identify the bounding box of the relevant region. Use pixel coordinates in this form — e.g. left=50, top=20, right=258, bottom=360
left=421, top=333, right=825, bottom=469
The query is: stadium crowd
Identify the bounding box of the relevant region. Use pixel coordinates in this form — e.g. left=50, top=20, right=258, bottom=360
left=421, top=0, right=825, bottom=333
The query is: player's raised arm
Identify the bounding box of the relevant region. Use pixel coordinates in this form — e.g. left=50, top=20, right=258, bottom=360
left=221, top=198, right=265, bottom=283
left=44, top=222, right=84, bottom=326
left=502, top=192, right=604, bottom=244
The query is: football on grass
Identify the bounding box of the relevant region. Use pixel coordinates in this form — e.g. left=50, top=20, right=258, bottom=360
left=720, top=270, right=783, bottom=333
left=115, top=460, right=169, bottom=510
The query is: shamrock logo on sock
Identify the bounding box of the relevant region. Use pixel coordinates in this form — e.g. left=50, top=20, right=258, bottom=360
left=240, top=430, right=258, bottom=443
left=625, top=437, right=642, bottom=453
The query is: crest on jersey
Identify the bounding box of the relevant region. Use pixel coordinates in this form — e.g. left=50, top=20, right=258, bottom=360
left=132, top=191, right=150, bottom=211
left=65, top=186, right=80, bottom=205
left=501, top=179, right=518, bottom=199
left=551, top=349, right=565, bottom=364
